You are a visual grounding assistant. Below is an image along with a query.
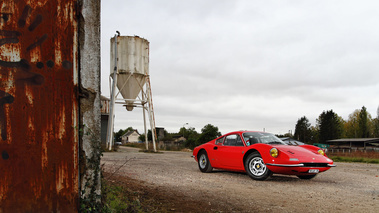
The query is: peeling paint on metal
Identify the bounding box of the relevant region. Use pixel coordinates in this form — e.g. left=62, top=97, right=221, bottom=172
left=101, top=96, right=110, bottom=114
left=0, top=0, right=79, bottom=212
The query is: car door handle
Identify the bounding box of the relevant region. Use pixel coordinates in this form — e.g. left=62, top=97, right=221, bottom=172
left=213, top=146, right=218, bottom=150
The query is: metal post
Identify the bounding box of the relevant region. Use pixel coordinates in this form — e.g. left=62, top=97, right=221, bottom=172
left=142, top=87, right=148, bottom=150
left=146, top=77, right=157, bottom=152
left=106, top=32, right=119, bottom=151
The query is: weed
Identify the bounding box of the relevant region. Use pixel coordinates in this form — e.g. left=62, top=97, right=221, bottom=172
left=329, top=151, right=379, bottom=164
left=331, top=156, right=379, bottom=164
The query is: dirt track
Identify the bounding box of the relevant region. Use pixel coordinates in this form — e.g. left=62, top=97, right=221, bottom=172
left=102, top=146, right=379, bottom=213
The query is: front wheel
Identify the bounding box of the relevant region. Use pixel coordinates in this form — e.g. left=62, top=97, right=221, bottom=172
left=245, top=152, right=272, bottom=181
left=198, top=151, right=213, bottom=173
left=297, top=174, right=317, bottom=179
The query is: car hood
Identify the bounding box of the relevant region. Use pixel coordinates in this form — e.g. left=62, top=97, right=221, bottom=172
left=274, top=145, right=330, bottom=162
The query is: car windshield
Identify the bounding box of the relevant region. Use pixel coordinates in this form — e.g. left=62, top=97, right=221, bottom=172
left=242, top=132, right=287, bottom=146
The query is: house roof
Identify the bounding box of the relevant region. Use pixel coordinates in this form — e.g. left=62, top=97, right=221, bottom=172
left=326, top=138, right=379, bottom=143
left=122, top=129, right=140, bottom=137
left=326, top=138, right=379, bottom=147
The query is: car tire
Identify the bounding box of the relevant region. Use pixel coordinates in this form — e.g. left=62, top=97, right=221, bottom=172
left=297, top=174, right=317, bottom=179
left=198, top=151, right=213, bottom=173
left=245, top=152, right=272, bottom=181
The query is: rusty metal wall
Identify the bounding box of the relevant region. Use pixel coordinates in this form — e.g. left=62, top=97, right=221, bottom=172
left=101, top=96, right=110, bottom=115
left=0, top=0, right=78, bottom=212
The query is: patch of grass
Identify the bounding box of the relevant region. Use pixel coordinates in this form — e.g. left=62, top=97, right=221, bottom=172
left=101, top=178, right=160, bottom=213
left=327, top=150, right=379, bottom=159
left=102, top=184, right=129, bottom=212
left=124, top=142, right=190, bottom=152
left=330, top=156, right=379, bottom=164
left=124, top=143, right=145, bottom=148
left=139, top=149, right=163, bottom=154
left=327, top=151, right=379, bottom=164
left=159, top=145, right=185, bottom=151
left=101, top=144, right=119, bottom=153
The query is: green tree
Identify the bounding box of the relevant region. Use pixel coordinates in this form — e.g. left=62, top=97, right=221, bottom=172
left=374, top=106, right=379, bottom=138
left=357, top=106, right=371, bottom=138
left=317, top=110, right=343, bottom=143
left=345, top=109, right=360, bottom=138
left=184, top=134, right=199, bottom=149
left=186, top=127, right=198, bottom=139
left=114, top=129, right=124, bottom=142
left=138, top=134, right=145, bottom=142
left=196, top=124, right=221, bottom=146
left=138, top=129, right=153, bottom=142
left=179, top=126, right=197, bottom=139
left=179, top=127, right=186, bottom=139
left=309, top=126, right=319, bottom=144
left=179, top=127, right=199, bottom=149
left=294, top=116, right=311, bottom=143
left=161, top=130, right=174, bottom=142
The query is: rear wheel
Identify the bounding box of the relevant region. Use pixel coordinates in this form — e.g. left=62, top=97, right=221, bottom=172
left=245, top=152, right=272, bottom=181
left=198, top=151, right=213, bottom=173
left=297, top=174, right=317, bottom=179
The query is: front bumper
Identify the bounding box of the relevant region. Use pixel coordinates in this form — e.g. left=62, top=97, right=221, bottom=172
left=266, top=163, right=336, bottom=167
left=265, top=162, right=335, bottom=175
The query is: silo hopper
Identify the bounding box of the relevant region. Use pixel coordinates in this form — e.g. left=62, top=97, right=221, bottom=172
left=110, top=36, right=149, bottom=111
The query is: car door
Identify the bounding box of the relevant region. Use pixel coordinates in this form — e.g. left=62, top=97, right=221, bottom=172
left=208, top=136, right=225, bottom=168
left=216, top=134, right=246, bottom=170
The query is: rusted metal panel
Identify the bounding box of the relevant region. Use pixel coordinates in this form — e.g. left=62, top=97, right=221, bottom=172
left=0, top=0, right=78, bottom=212
left=101, top=95, right=110, bottom=115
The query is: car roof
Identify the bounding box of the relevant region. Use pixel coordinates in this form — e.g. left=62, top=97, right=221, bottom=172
left=222, top=130, right=267, bottom=136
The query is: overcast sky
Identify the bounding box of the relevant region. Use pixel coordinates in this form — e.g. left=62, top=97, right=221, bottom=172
left=101, top=0, right=379, bottom=135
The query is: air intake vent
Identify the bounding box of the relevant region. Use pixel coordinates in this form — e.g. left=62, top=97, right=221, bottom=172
left=303, top=163, right=328, bottom=167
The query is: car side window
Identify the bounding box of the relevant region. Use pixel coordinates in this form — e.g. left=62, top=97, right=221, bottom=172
left=224, top=134, right=244, bottom=146
left=215, top=137, right=224, bottom=145
left=235, top=135, right=244, bottom=146
left=244, top=136, right=259, bottom=146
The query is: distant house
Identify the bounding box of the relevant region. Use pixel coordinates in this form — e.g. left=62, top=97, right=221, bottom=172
left=155, top=127, right=165, bottom=140
left=326, top=138, right=379, bottom=151
left=174, top=136, right=186, bottom=143
left=157, top=134, right=184, bottom=150
left=121, top=130, right=140, bottom=144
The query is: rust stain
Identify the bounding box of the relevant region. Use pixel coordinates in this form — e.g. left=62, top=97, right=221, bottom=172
left=0, top=0, right=78, bottom=212
left=101, top=96, right=110, bottom=114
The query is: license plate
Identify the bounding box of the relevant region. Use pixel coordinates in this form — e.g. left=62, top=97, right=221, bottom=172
left=308, top=169, right=319, bottom=173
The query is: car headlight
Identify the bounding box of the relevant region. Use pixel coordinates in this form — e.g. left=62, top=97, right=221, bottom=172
left=270, top=148, right=279, bottom=158
left=318, top=149, right=325, bottom=156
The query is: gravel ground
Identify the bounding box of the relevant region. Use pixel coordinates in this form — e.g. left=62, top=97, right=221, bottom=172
left=102, top=146, right=379, bottom=213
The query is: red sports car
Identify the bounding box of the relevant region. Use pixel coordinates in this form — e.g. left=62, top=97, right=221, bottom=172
left=192, top=131, right=335, bottom=180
